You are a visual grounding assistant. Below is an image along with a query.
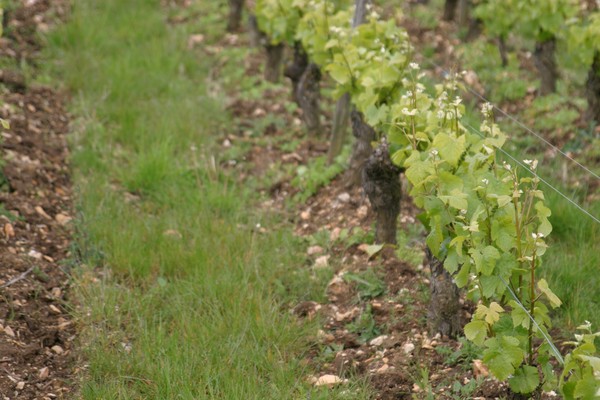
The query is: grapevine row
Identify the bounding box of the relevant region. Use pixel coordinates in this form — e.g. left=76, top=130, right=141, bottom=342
left=251, top=0, right=600, bottom=397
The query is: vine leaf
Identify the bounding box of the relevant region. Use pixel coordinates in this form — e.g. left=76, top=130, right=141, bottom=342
left=464, top=320, right=487, bottom=346
left=475, top=302, right=504, bottom=325
left=482, top=336, right=525, bottom=381
left=509, top=365, right=540, bottom=394
left=573, top=376, right=600, bottom=399
left=538, top=278, right=562, bottom=308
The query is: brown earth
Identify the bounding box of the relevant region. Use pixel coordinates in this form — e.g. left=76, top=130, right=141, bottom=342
left=0, top=1, right=76, bottom=399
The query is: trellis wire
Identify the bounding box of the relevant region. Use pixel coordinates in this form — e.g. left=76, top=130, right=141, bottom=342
left=498, top=276, right=565, bottom=365
left=420, top=55, right=600, bottom=182
left=462, top=120, right=600, bottom=225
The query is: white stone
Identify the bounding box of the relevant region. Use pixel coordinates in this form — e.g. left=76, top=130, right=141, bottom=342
left=402, top=342, right=415, bottom=354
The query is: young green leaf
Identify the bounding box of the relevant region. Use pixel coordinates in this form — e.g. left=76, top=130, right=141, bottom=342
left=509, top=365, right=540, bottom=394
left=464, top=320, right=488, bottom=346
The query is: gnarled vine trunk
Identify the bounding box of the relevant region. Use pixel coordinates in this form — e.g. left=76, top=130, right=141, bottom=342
left=426, top=249, right=461, bottom=338
left=585, top=51, right=600, bottom=124
left=227, top=0, right=244, bottom=32
left=533, top=37, right=558, bottom=96
left=443, top=0, right=459, bottom=21
left=248, top=14, right=263, bottom=48
left=264, top=42, right=285, bottom=83
left=362, top=138, right=402, bottom=245
left=457, top=0, right=469, bottom=26
left=284, top=42, right=309, bottom=104
left=297, top=63, right=322, bottom=134
left=346, top=110, right=376, bottom=188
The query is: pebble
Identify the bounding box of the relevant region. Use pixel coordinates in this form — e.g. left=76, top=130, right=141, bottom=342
left=337, top=192, right=351, bottom=203
left=312, top=374, right=344, bottom=387
left=402, top=342, right=415, bottom=354
left=307, top=245, right=324, bottom=256
left=369, top=335, right=388, bottom=347
left=314, top=255, right=329, bottom=268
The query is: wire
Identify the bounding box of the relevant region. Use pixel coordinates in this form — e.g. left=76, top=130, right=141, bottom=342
left=462, top=120, right=600, bottom=225
left=498, top=276, right=565, bottom=365
left=420, top=56, right=600, bottom=181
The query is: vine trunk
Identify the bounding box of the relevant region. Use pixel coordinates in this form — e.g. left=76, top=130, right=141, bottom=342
left=426, top=249, right=461, bottom=338
left=585, top=50, right=600, bottom=124
left=362, top=139, right=401, bottom=245
left=533, top=37, right=558, bottom=96
left=264, top=43, right=285, bottom=83
left=227, top=0, right=244, bottom=32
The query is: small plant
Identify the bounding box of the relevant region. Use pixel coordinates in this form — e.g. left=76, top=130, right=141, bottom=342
left=559, top=321, right=600, bottom=399
left=395, top=229, right=425, bottom=268
left=291, top=149, right=349, bottom=203
left=347, top=304, right=380, bottom=343
left=336, top=227, right=375, bottom=248
left=412, top=367, right=435, bottom=400
left=343, top=268, right=386, bottom=301
left=449, top=377, right=483, bottom=399
left=437, top=337, right=482, bottom=374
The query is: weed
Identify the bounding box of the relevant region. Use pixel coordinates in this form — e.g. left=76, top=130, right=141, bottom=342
left=449, top=377, right=483, bottom=399
left=343, top=268, right=386, bottom=301
left=436, top=337, right=481, bottom=370
left=291, top=147, right=350, bottom=203
left=0, top=203, right=19, bottom=221
left=395, top=227, right=425, bottom=268
left=347, top=304, right=381, bottom=343
left=411, top=367, right=435, bottom=400
left=336, top=226, right=374, bottom=247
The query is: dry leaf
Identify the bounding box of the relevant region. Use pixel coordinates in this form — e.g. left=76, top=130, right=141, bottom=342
left=473, top=359, right=489, bottom=378
left=4, top=325, right=15, bottom=337
left=35, top=206, right=51, bottom=220
left=3, top=223, right=14, bottom=238
left=39, top=367, right=49, bottom=379
left=16, top=381, right=24, bottom=390
left=49, top=305, right=61, bottom=314
left=55, top=213, right=72, bottom=225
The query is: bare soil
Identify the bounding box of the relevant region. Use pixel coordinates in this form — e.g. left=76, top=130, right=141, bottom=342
left=0, top=1, right=76, bottom=399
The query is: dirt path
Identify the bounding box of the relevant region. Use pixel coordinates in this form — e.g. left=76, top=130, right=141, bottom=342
left=0, top=1, right=76, bottom=399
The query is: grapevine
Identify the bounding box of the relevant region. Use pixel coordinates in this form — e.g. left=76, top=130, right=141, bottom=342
left=252, top=0, right=600, bottom=396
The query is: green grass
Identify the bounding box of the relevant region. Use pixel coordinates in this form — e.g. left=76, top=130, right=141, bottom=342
left=44, top=0, right=370, bottom=398
left=543, top=189, right=600, bottom=330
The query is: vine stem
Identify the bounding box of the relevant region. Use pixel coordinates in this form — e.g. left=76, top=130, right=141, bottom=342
left=512, top=170, right=524, bottom=296
left=528, top=251, right=537, bottom=365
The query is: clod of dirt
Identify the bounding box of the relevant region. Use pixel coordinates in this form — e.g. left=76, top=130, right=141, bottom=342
left=0, top=69, right=26, bottom=92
